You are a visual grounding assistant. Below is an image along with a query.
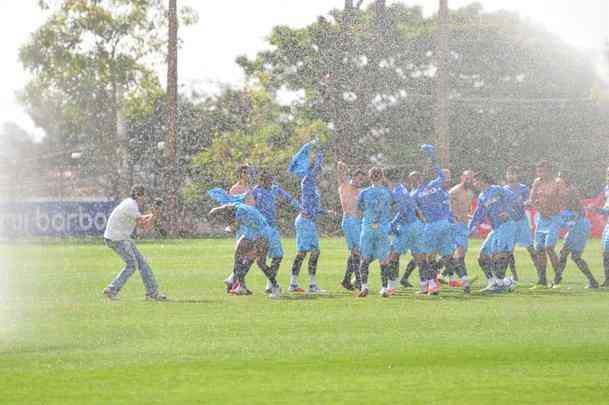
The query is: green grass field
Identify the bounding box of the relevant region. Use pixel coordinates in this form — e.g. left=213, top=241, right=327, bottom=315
left=2, top=238, right=609, bottom=404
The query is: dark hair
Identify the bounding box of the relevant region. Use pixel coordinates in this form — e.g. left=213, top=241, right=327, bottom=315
left=383, top=167, right=401, bottom=182
left=473, top=172, right=495, bottom=185
left=130, top=185, right=146, bottom=199
left=536, top=160, right=551, bottom=169
left=506, top=165, right=520, bottom=174
left=237, top=165, right=249, bottom=176
left=369, top=167, right=384, bottom=182
left=353, top=169, right=366, bottom=178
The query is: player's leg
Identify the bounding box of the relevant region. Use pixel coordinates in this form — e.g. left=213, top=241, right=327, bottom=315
left=305, top=220, right=324, bottom=293
left=341, top=216, right=361, bottom=290
left=401, top=258, right=417, bottom=287
left=452, top=225, right=470, bottom=293
left=478, top=230, right=496, bottom=290
left=104, top=239, right=138, bottom=299
left=533, top=229, right=549, bottom=288
left=544, top=215, right=563, bottom=282
left=232, top=237, right=257, bottom=295
left=378, top=225, right=396, bottom=297
left=130, top=242, right=165, bottom=300
left=290, top=214, right=310, bottom=292
left=554, top=244, right=570, bottom=287
left=601, top=225, right=609, bottom=287
left=264, top=227, right=283, bottom=292
left=254, top=239, right=282, bottom=296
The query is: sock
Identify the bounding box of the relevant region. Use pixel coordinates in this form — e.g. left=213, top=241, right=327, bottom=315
left=344, top=256, right=354, bottom=283
left=508, top=253, right=519, bottom=281
left=290, top=274, right=298, bottom=286
left=555, top=251, right=569, bottom=284
left=309, top=274, right=317, bottom=286
left=353, top=255, right=362, bottom=285
left=478, top=256, right=493, bottom=281
left=235, top=257, right=254, bottom=286
left=536, top=249, right=548, bottom=285
left=403, top=258, right=417, bottom=282
left=572, top=254, right=596, bottom=285
left=270, top=257, right=282, bottom=277
left=292, top=255, right=304, bottom=277
left=308, top=254, right=319, bottom=276
left=380, top=264, right=390, bottom=288
left=455, top=257, right=468, bottom=278
left=392, top=257, right=400, bottom=281
left=359, top=258, right=371, bottom=286
left=603, top=252, right=609, bottom=283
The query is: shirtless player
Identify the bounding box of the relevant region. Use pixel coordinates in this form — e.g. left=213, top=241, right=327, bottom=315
left=447, top=170, right=475, bottom=293
left=337, top=161, right=366, bottom=290
left=527, top=160, right=568, bottom=289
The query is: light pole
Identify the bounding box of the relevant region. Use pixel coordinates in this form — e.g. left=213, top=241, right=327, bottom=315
left=166, top=0, right=179, bottom=235
left=434, top=0, right=450, bottom=167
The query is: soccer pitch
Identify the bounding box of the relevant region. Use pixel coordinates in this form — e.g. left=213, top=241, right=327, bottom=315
left=2, top=238, right=609, bottom=404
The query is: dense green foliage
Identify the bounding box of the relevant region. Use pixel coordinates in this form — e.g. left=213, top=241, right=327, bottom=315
left=3, top=238, right=609, bottom=404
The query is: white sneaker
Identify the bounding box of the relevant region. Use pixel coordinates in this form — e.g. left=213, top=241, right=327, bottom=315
left=269, top=285, right=282, bottom=299
left=308, top=285, right=326, bottom=294
left=288, top=284, right=305, bottom=293
left=231, top=286, right=252, bottom=296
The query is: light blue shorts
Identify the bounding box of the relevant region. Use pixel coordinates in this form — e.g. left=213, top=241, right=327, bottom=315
left=391, top=220, right=425, bottom=255
left=341, top=215, right=362, bottom=251
left=295, top=214, right=319, bottom=252
left=453, top=223, right=468, bottom=251
left=564, top=217, right=591, bottom=253
left=420, top=219, right=454, bottom=257
left=514, top=216, right=533, bottom=247
left=534, top=213, right=562, bottom=249
left=266, top=226, right=283, bottom=258
left=481, top=221, right=517, bottom=255
left=360, top=223, right=391, bottom=262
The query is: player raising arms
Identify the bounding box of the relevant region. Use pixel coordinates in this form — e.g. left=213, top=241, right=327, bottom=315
left=337, top=161, right=366, bottom=291
left=288, top=141, right=334, bottom=294
left=410, top=144, right=454, bottom=296
left=527, top=160, right=568, bottom=289
left=468, top=172, right=519, bottom=293
left=504, top=166, right=536, bottom=282
left=446, top=170, right=475, bottom=293
left=354, top=167, right=394, bottom=297
left=250, top=170, right=300, bottom=292
left=384, top=168, right=425, bottom=296
left=552, top=171, right=598, bottom=289
left=208, top=203, right=281, bottom=298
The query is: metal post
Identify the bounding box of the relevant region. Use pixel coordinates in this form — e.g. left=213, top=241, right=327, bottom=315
left=167, top=0, right=179, bottom=235
left=434, top=0, right=450, bottom=167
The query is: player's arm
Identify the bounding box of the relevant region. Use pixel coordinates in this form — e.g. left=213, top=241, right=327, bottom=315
left=526, top=178, right=540, bottom=207
left=274, top=185, right=300, bottom=210
left=136, top=208, right=160, bottom=232
left=467, top=204, right=486, bottom=235
left=337, top=161, right=349, bottom=187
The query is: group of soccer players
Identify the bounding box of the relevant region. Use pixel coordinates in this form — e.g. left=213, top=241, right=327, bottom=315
left=202, top=141, right=609, bottom=299
left=101, top=138, right=609, bottom=301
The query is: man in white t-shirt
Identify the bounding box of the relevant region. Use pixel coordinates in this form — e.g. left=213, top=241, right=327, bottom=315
left=102, top=185, right=167, bottom=301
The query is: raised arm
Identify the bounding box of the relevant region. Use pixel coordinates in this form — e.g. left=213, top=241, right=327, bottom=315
left=526, top=178, right=540, bottom=207
left=337, top=161, right=349, bottom=187
left=468, top=203, right=486, bottom=235
left=273, top=185, right=300, bottom=210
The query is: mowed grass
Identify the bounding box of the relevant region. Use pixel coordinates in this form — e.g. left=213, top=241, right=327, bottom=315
left=2, top=238, right=609, bottom=405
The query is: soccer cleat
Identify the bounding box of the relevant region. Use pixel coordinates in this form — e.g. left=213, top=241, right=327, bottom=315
left=358, top=287, right=369, bottom=298
left=480, top=283, right=498, bottom=294
left=224, top=278, right=234, bottom=293
left=308, top=285, right=326, bottom=294
left=427, top=284, right=440, bottom=296
left=145, top=291, right=168, bottom=301
left=288, top=284, right=305, bottom=293
left=103, top=287, right=119, bottom=301
left=400, top=279, right=414, bottom=288
left=230, top=285, right=252, bottom=296
left=269, top=285, right=282, bottom=299
left=585, top=281, right=599, bottom=289
left=341, top=279, right=355, bottom=291
left=380, top=287, right=395, bottom=298
left=551, top=282, right=563, bottom=290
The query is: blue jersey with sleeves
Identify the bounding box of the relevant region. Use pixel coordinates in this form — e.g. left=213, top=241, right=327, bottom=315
left=250, top=184, right=299, bottom=227
left=235, top=203, right=269, bottom=231
left=299, top=149, right=326, bottom=220
left=504, top=183, right=528, bottom=221
left=468, top=185, right=517, bottom=233
left=412, top=164, right=451, bottom=223
left=358, top=185, right=393, bottom=226
left=391, top=183, right=418, bottom=226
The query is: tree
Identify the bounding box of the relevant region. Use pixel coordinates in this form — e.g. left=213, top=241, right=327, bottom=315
left=236, top=2, right=605, bottom=194
left=19, top=0, right=197, bottom=198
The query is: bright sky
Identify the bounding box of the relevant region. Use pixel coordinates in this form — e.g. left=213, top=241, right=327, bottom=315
left=1, top=0, right=608, bottom=140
